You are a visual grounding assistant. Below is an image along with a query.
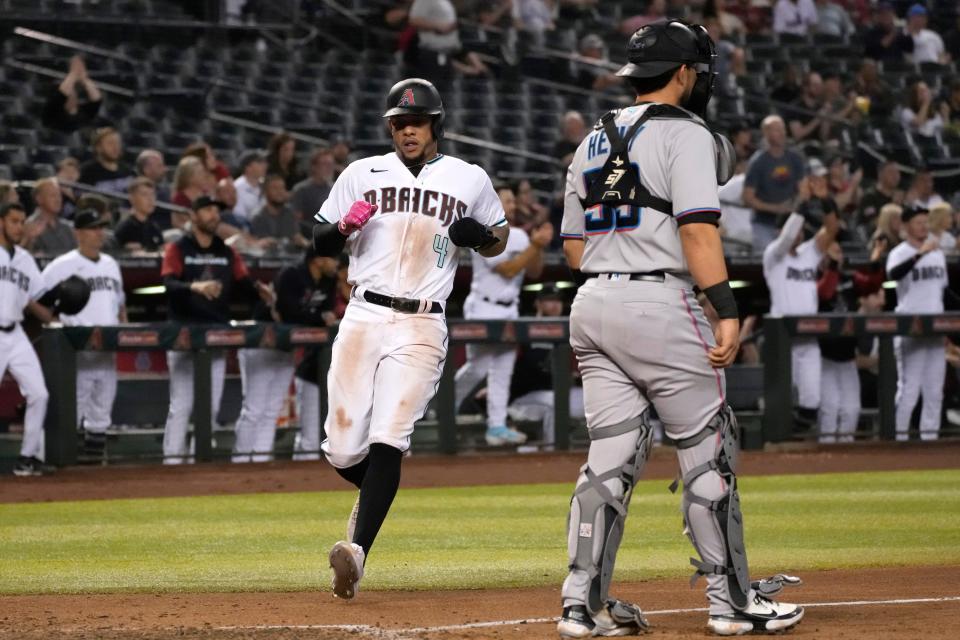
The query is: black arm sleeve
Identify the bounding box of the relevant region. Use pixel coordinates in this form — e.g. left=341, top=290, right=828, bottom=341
left=37, top=285, right=59, bottom=308
left=162, top=275, right=192, bottom=293
left=944, top=287, right=960, bottom=310
left=887, top=255, right=919, bottom=281
left=312, top=223, right=347, bottom=256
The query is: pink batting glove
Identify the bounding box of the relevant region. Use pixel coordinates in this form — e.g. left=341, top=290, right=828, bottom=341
left=338, top=201, right=378, bottom=235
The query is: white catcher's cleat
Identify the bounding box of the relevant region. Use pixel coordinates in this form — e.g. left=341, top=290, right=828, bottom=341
left=707, top=592, right=804, bottom=636
left=558, top=601, right=650, bottom=638
left=329, top=540, right=365, bottom=600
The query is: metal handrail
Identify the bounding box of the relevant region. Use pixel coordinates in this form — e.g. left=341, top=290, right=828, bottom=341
left=209, top=111, right=328, bottom=147
left=5, top=59, right=136, bottom=98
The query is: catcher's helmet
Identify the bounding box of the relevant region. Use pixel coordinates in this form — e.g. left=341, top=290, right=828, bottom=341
left=382, top=78, right=445, bottom=140
left=616, top=20, right=716, bottom=116
left=54, top=275, right=91, bottom=316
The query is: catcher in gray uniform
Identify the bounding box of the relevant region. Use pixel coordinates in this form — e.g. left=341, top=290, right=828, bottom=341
left=556, top=20, right=804, bottom=638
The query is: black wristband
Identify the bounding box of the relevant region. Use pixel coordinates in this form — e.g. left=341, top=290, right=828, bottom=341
left=703, top=280, right=739, bottom=319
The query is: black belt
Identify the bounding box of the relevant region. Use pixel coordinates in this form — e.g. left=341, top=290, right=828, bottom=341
left=0, top=323, right=16, bottom=333
left=481, top=296, right=514, bottom=307
left=362, top=290, right=442, bottom=314
left=586, top=271, right=665, bottom=283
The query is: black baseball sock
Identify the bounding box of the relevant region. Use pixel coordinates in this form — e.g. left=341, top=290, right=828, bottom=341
left=335, top=456, right=369, bottom=489
left=352, top=443, right=403, bottom=557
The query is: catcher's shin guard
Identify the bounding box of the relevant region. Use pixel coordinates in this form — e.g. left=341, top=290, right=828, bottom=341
left=671, top=406, right=751, bottom=610
left=565, top=413, right=655, bottom=615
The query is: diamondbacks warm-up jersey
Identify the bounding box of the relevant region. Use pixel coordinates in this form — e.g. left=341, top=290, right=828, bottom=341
left=40, top=250, right=125, bottom=326
left=886, top=242, right=947, bottom=313
left=469, top=226, right=531, bottom=304
left=0, top=246, right=43, bottom=325
left=560, top=104, right=722, bottom=275
left=763, top=213, right=822, bottom=317
left=314, top=152, right=508, bottom=302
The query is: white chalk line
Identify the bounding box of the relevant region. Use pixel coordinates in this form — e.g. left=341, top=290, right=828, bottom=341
left=201, top=595, right=960, bottom=637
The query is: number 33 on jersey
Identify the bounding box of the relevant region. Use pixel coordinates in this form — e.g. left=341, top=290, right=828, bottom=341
left=314, top=152, right=506, bottom=303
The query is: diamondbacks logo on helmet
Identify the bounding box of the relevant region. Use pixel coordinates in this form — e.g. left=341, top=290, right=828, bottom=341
left=398, top=88, right=416, bottom=107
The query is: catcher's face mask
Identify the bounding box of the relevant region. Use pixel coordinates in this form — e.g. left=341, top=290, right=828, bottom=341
left=682, top=24, right=717, bottom=118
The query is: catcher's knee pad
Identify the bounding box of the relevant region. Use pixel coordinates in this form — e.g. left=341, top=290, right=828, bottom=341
left=672, top=406, right=751, bottom=610
left=567, top=412, right=655, bottom=615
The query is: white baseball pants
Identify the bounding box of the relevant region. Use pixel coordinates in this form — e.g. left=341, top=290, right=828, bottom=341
left=454, top=344, right=517, bottom=429
left=294, top=377, right=321, bottom=461
left=818, top=358, right=860, bottom=443
left=163, top=350, right=226, bottom=464
left=792, top=338, right=821, bottom=410
left=0, top=325, right=49, bottom=461
left=508, top=387, right=585, bottom=445
left=232, top=348, right=293, bottom=463
left=895, top=336, right=946, bottom=441
left=321, top=300, right=447, bottom=468
left=76, top=351, right=117, bottom=434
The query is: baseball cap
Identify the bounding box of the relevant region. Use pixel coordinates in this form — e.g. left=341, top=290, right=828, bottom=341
left=191, top=195, right=227, bottom=212
left=808, top=158, right=828, bottom=177
left=901, top=206, right=929, bottom=222
left=908, top=4, right=927, bottom=17
left=537, top=283, right=564, bottom=300
left=74, top=208, right=110, bottom=229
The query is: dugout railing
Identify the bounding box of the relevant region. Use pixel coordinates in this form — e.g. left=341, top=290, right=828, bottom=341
left=762, top=312, right=960, bottom=443
left=37, top=319, right=574, bottom=467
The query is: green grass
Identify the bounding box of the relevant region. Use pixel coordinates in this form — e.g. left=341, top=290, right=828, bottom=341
left=1, top=469, right=959, bottom=594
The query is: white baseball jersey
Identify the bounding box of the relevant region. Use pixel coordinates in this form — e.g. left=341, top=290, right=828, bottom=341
left=886, top=242, right=947, bottom=313
left=560, top=104, right=722, bottom=276
left=469, top=226, right=530, bottom=304
left=314, top=152, right=507, bottom=302
left=763, top=213, right=822, bottom=317
left=40, top=250, right=125, bottom=325
left=0, top=245, right=44, bottom=325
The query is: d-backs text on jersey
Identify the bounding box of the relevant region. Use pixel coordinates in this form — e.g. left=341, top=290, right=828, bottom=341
left=362, top=186, right=469, bottom=226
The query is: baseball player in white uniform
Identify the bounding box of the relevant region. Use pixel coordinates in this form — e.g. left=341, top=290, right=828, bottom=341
left=886, top=206, right=948, bottom=441
left=311, top=78, right=508, bottom=601
left=0, top=203, right=55, bottom=476
left=40, top=209, right=126, bottom=457
left=557, top=21, right=803, bottom=638
left=454, top=184, right=553, bottom=445
left=762, top=209, right=838, bottom=432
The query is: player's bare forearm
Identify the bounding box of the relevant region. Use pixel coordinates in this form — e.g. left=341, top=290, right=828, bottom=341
left=679, top=223, right=729, bottom=290
left=563, top=239, right=584, bottom=271
left=27, top=300, right=55, bottom=325
left=477, top=225, right=509, bottom=257
left=493, top=244, right=543, bottom=279
left=814, top=212, right=840, bottom=254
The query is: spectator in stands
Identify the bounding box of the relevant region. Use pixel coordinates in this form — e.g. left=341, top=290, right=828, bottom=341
left=551, top=111, right=586, bottom=168
left=512, top=0, right=557, bottom=46
left=250, top=174, right=308, bottom=251
left=214, top=178, right=249, bottom=236
left=852, top=59, right=896, bottom=124
left=826, top=153, right=862, bottom=215
left=863, top=2, right=913, bottom=61
left=905, top=3, right=948, bottom=65
left=906, top=168, right=944, bottom=210
left=22, top=178, right=75, bottom=256
left=183, top=142, right=231, bottom=183
left=55, top=157, right=80, bottom=220
left=266, top=132, right=304, bottom=191
left=408, top=0, right=489, bottom=81
left=945, top=13, right=960, bottom=63
left=730, top=123, right=756, bottom=160
left=819, top=72, right=858, bottom=142
left=331, top=138, right=353, bottom=177
left=929, top=202, right=957, bottom=253
left=786, top=71, right=826, bottom=143
left=575, top=33, right=620, bottom=91
left=135, top=150, right=170, bottom=203
left=291, top=148, right=335, bottom=233
left=900, top=80, right=947, bottom=137
left=41, top=55, right=102, bottom=132
left=0, top=181, right=19, bottom=206
left=770, top=63, right=803, bottom=106
left=703, top=0, right=746, bottom=39
left=79, top=127, right=134, bottom=195
left=507, top=284, right=583, bottom=449
left=620, top=0, right=668, bottom=34
left=859, top=161, right=903, bottom=234
left=726, top=0, right=771, bottom=34
left=233, top=151, right=267, bottom=224
left=944, top=81, right=960, bottom=136
left=744, top=115, right=807, bottom=251
left=704, top=16, right=746, bottom=100
left=814, top=0, right=854, bottom=38
left=514, top=178, right=549, bottom=232
left=171, top=156, right=211, bottom=210
left=773, top=0, right=818, bottom=37
left=870, top=202, right=903, bottom=256
left=718, top=158, right=755, bottom=247
left=115, top=178, right=164, bottom=252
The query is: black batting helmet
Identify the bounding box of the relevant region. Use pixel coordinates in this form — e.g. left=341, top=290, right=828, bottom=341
left=53, top=275, right=91, bottom=316
left=616, top=20, right=717, bottom=116
left=382, top=78, right=445, bottom=140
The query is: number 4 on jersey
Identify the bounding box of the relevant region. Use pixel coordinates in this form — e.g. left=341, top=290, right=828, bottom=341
left=433, top=234, right=449, bottom=267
